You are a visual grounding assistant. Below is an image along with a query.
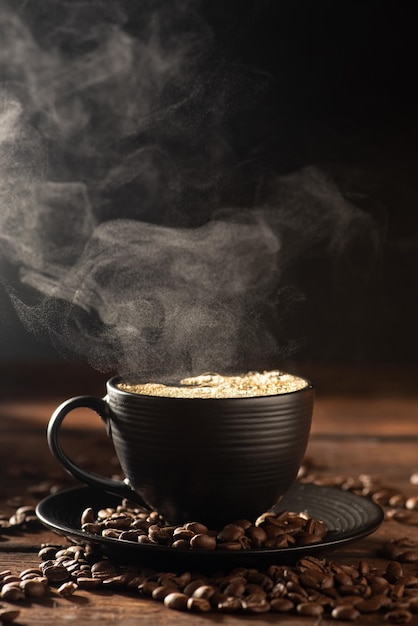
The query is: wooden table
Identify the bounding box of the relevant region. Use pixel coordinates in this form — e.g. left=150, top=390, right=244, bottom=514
left=1, top=362, right=418, bottom=625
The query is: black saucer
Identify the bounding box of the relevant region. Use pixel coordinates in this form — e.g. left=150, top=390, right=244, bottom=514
left=36, top=483, right=383, bottom=571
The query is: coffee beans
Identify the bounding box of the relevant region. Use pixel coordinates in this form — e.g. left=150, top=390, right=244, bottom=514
left=163, top=591, right=189, bottom=610
left=3, top=459, right=418, bottom=621
left=79, top=502, right=328, bottom=551
left=3, top=538, right=418, bottom=619
left=0, top=609, right=20, bottom=624
left=0, top=505, right=39, bottom=533
left=299, top=460, right=418, bottom=526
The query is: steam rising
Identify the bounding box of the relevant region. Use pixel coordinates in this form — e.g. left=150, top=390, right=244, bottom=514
left=0, top=1, right=379, bottom=377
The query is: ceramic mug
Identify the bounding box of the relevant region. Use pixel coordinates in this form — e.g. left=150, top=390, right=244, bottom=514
left=47, top=375, right=314, bottom=527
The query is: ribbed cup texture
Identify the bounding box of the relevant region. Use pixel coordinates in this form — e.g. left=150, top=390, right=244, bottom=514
left=106, top=377, right=314, bottom=527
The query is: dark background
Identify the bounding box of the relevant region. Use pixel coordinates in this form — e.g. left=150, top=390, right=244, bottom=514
left=1, top=0, right=417, bottom=368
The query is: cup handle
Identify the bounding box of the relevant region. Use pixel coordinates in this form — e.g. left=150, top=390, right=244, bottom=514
left=47, top=395, right=150, bottom=508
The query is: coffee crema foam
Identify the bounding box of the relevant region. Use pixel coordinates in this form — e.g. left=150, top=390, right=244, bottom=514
left=117, top=371, right=308, bottom=399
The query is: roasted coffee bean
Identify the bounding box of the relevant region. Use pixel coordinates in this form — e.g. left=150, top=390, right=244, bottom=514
left=296, top=601, right=324, bottom=616
left=163, top=592, right=189, bottom=611
left=156, top=573, right=179, bottom=588
left=91, top=560, right=116, bottom=579
left=337, top=563, right=360, bottom=578
left=0, top=609, right=20, bottom=623
left=172, top=528, right=195, bottom=541
left=137, top=535, right=152, bottom=544
left=245, top=525, right=267, bottom=546
left=9, top=506, right=36, bottom=526
left=286, top=581, right=308, bottom=598
left=384, top=609, right=412, bottom=623
left=264, top=534, right=288, bottom=548
left=125, top=576, right=146, bottom=590
left=369, top=575, right=391, bottom=594
left=187, top=597, right=211, bottom=612
left=58, top=581, right=78, bottom=597
left=399, top=551, right=418, bottom=563
left=334, top=571, right=354, bottom=587
left=389, top=494, right=408, bottom=508
left=297, top=556, right=327, bottom=572
left=402, top=575, right=418, bottom=587
left=184, top=521, right=208, bottom=534
left=148, top=524, right=174, bottom=543
left=305, top=518, right=327, bottom=537
left=245, top=583, right=266, bottom=598
left=190, top=534, right=217, bottom=550
left=299, top=570, right=326, bottom=590
left=138, top=580, right=159, bottom=596
left=101, top=528, right=121, bottom=539
left=76, top=577, right=102, bottom=589
left=390, top=510, right=418, bottom=524
left=97, top=507, right=115, bottom=520
left=331, top=604, right=361, bottom=621
left=241, top=595, right=271, bottom=613
left=192, top=585, right=216, bottom=600
left=1, top=575, right=20, bottom=585
left=20, top=578, right=47, bottom=598
left=358, top=560, right=370, bottom=575
left=42, top=565, right=69, bottom=583
left=223, top=580, right=246, bottom=597
left=217, top=524, right=245, bottom=543
left=82, top=522, right=103, bottom=534
left=233, top=518, right=252, bottom=530
left=146, top=511, right=161, bottom=523
left=1, top=583, right=25, bottom=601
left=271, top=581, right=287, bottom=597
left=131, top=519, right=150, bottom=531
left=217, top=597, right=242, bottom=612
left=152, top=585, right=178, bottom=601
left=104, top=517, right=133, bottom=530
left=181, top=579, right=204, bottom=596
left=356, top=596, right=388, bottom=613
left=171, top=539, right=190, bottom=549
left=270, top=598, right=294, bottom=612
left=263, top=523, right=283, bottom=539
left=392, top=583, right=406, bottom=599
left=55, top=548, right=73, bottom=559
left=238, top=535, right=251, bottom=549
left=119, top=530, right=143, bottom=541
left=102, top=574, right=132, bottom=589
left=386, top=561, right=404, bottom=583
left=405, top=497, right=418, bottom=511
left=248, top=570, right=273, bottom=590
left=64, top=561, right=81, bottom=574
left=81, top=507, right=96, bottom=525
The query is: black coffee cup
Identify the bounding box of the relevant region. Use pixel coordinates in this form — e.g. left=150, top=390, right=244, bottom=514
left=47, top=375, right=314, bottom=527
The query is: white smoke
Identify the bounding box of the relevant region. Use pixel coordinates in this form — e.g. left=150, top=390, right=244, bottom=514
left=0, top=0, right=379, bottom=377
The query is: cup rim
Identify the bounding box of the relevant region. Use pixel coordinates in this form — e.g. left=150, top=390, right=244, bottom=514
left=107, top=373, right=314, bottom=402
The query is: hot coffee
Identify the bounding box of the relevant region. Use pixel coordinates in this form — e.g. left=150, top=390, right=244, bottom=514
left=118, top=370, right=308, bottom=399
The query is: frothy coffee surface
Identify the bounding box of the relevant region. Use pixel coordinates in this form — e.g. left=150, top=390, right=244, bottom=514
left=118, top=370, right=308, bottom=399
